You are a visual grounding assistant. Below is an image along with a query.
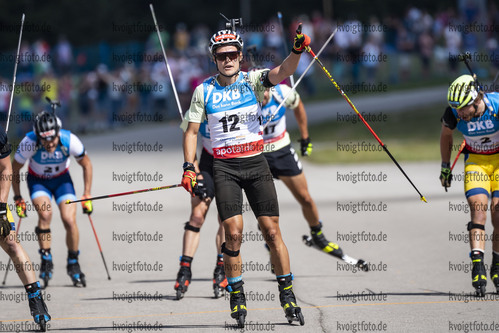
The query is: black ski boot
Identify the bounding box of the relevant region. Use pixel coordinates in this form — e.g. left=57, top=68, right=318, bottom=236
left=226, top=280, right=247, bottom=328
left=25, top=281, right=51, bottom=332
left=490, top=252, right=499, bottom=293
left=310, top=222, right=344, bottom=258
left=174, top=256, right=192, bottom=300
left=39, top=249, right=53, bottom=289
left=277, top=274, right=304, bottom=326
left=213, top=255, right=227, bottom=298
left=471, top=250, right=487, bottom=297
left=67, top=250, right=86, bottom=287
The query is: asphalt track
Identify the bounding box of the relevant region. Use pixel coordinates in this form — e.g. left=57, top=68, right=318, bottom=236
left=1, top=88, right=498, bottom=332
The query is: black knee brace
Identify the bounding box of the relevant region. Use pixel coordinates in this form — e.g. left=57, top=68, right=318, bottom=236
left=467, top=221, right=485, bottom=231
left=35, top=227, right=51, bottom=235
left=221, top=242, right=240, bottom=257
left=184, top=222, right=200, bottom=232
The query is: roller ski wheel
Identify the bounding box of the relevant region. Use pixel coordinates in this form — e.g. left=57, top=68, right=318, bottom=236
left=174, top=265, right=191, bottom=300
left=39, top=250, right=53, bottom=289
left=27, top=282, right=51, bottom=332
left=213, top=263, right=228, bottom=299
left=228, top=281, right=247, bottom=328
left=67, top=261, right=86, bottom=287
left=471, top=251, right=487, bottom=297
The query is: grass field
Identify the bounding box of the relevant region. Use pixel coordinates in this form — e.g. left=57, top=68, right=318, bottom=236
left=289, top=103, right=456, bottom=164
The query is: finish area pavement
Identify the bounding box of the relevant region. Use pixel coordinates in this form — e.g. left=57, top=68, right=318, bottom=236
left=1, top=122, right=497, bottom=333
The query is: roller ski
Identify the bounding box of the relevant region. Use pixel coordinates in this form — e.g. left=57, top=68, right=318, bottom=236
left=213, top=256, right=228, bottom=298
left=39, top=250, right=53, bottom=289
left=277, top=274, right=304, bottom=326
left=226, top=280, right=247, bottom=328
left=67, top=251, right=86, bottom=287
left=26, top=281, right=51, bottom=332
left=174, top=256, right=192, bottom=300
left=302, top=222, right=369, bottom=272
left=492, top=252, right=499, bottom=294
left=471, top=250, right=487, bottom=297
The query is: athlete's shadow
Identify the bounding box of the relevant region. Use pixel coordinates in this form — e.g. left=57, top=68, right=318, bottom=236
left=53, top=323, right=224, bottom=331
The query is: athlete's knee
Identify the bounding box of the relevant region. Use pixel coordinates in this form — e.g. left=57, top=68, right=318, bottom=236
left=37, top=209, right=52, bottom=223
left=298, top=191, right=314, bottom=208
left=221, top=242, right=240, bottom=257
left=189, top=212, right=206, bottom=229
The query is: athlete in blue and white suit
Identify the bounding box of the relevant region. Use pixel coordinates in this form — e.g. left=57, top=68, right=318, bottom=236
left=12, top=111, right=93, bottom=287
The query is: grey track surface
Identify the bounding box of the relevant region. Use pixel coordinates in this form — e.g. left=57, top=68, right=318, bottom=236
left=1, top=88, right=498, bottom=332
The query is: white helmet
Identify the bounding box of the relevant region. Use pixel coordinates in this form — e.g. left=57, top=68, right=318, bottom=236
left=208, top=29, right=243, bottom=54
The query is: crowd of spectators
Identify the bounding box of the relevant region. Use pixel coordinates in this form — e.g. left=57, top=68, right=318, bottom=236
left=0, top=3, right=498, bottom=138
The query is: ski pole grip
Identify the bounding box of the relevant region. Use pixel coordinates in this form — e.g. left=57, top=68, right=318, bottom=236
left=296, top=23, right=302, bottom=35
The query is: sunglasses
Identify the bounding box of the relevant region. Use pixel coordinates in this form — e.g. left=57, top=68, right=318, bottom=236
left=214, top=51, right=239, bottom=62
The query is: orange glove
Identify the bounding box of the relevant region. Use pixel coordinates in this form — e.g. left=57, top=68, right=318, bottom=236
left=292, top=24, right=311, bottom=54
left=81, top=195, right=93, bottom=214
left=181, top=163, right=197, bottom=196
left=14, top=195, right=27, bottom=218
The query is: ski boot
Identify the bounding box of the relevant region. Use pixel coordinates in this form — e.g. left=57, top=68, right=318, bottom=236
left=213, top=255, right=228, bottom=298
left=310, top=222, right=344, bottom=258
left=277, top=274, right=304, bottom=326
left=174, top=256, right=192, bottom=300
left=25, top=281, right=51, bottom=332
left=39, top=249, right=53, bottom=289
left=471, top=250, right=487, bottom=297
left=226, top=280, right=247, bottom=328
left=67, top=250, right=86, bottom=287
left=491, top=252, right=499, bottom=294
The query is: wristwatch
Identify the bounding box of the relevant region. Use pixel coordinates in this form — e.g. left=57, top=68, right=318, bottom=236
left=183, top=162, right=194, bottom=170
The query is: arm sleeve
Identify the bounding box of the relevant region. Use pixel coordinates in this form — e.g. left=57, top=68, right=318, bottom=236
left=69, top=133, right=86, bottom=160
left=441, top=106, right=457, bottom=130
left=14, top=136, right=36, bottom=164
left=0, top=131, right=11, bottom=160
left=248, top=69, right=270, bottom=103
left=276, top=85, right=300, bottom=109
left=184, top=85, right=206, bottom=124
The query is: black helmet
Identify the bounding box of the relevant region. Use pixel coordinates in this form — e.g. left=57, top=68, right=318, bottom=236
left=33, top=111, right=61, bottom=141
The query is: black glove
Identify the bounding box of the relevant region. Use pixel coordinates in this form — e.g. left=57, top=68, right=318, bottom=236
left=440, top=162, right=452, bottom=192
left=0, top=202, right=11, bottom=238
left=299, top=138, right=313, bottom=156
left=193, top=174, right=208, bottom=199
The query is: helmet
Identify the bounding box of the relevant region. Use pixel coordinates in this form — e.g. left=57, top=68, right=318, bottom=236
left=208, top=29, right=243, bottom=55
left=448, top=75, right=479, bottom=109
left=33, top=111, right=61, bottom=141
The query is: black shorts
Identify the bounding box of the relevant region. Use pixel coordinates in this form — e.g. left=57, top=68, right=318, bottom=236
left=213, top=154, right=279, bottom=221
left=196, top=149, right=215, bottom=199
left=264, top=144, right=302, bottom=179
left=199, top=148, right=214, bottom=176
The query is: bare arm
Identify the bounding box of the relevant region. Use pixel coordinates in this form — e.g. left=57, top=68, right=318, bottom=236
left=183, top=122, right=201, bottom=164
left=77, top=155, right=92, bottom=197
left=267, top=52, right=302, bottom=86
left=293, top=100, right=309, bottom=140
left=12, top=159, right=24, bottom=199
left=440, top=124, right=454, bottom=164
left=0, top=157, right=12, bottom=203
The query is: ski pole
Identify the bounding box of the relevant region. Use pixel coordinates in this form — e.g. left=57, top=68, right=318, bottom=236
left=262, top=25, right=337, bottom=131
left=2, top=218, right=23, bottom=286
left=305, top=46, right=427, bottom=203
left=277, top=12, right=295, bottom=87
left=6, top=13, right=25, bottom=133
left=450, top=140, right=466, bottom=172
left=65, top=184, right=182, bottom=204
left=149, top=4, right=184, bottom=120
left=87, top=215, right=111, bottom=280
